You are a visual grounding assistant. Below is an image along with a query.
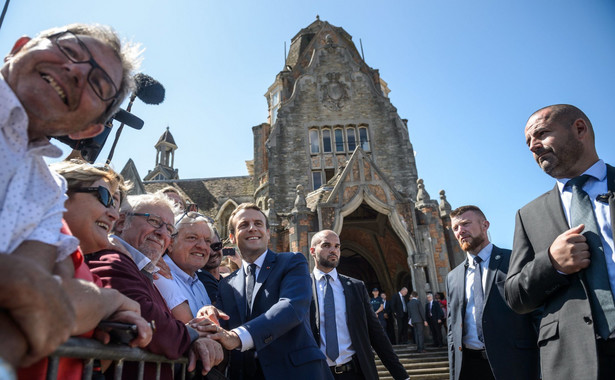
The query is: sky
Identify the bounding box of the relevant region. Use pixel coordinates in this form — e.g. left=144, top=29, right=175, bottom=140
left=1, top=0, right=614, bottom=249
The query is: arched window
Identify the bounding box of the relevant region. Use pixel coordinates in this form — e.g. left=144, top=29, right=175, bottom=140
left=334, top=128, right=344, bottom=152
left=322, top=128, right=332, bottom=153
left=359, top=126, right=370, bottom=151
left=346, top=126, right=356, bottom=152
left=309, top=129, right=320, bottom=154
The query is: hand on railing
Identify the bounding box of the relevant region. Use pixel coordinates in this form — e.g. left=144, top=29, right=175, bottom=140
left=188, top=337, right=224, bottom=375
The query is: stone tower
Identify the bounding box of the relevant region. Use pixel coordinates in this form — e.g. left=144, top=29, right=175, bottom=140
left=144, top=127, right=179, bottom=181
left=250, top=18, right=461, bottom=297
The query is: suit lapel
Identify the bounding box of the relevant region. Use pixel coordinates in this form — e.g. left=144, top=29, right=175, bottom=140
left=310, top=273, right=320, bottom=342
left=452, top=261, right=467, bottom=321
left=484, top=246, right=503, bottom=305
left=546, top=184, right=570, bottom=231
left=228, top=269, right=247, bottom=323
left=339, top=274, right=353, bottom=324
left=253, top=250, right=275, bottom=303
left=606, top=165, right=615, bottom=239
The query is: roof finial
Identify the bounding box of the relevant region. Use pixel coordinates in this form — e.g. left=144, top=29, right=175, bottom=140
left=316, top=15, right=320, bottom=21
left=166, top=125, right=170, bottom=131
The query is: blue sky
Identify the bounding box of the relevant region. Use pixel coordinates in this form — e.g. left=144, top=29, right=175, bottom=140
left=1, top=0, right=614, bottom=249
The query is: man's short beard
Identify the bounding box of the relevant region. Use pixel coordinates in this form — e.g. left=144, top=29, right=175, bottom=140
left=318, top=254, right=338, bottom=269
left=462, top=234, right=485, bottom=253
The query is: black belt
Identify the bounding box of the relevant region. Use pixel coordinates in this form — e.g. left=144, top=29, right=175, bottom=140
left=330, top=357, right=356, bottom=374
left=463, top=347, right=488, bottom=360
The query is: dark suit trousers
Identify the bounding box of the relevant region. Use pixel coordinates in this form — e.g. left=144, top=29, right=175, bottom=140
left=459, top=350, right=495, bottom=380
left=396, top=313, right=408, bottom=344
left=427, top=319, right=442, bottom=347
left=412, top=323, right=425, bottom=351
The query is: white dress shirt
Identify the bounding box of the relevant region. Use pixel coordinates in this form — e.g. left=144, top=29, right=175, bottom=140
left=313, top=267, right=355, bottom=366
left=234, top=250, right=267, bottom=352
left=462, top=243, right=493, bottom=350
left=556, top=159, right=615, bottom=298
left=0, top=75, right=77, bottom=260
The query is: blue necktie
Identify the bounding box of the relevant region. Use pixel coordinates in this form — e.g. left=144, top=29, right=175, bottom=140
left=324, top=274, right=339, bottom=361
left=473, top=256, right=484, bottom=342
left=569, top=175, right=615, bottom=339
left=246, top=264, right=257, bottom=318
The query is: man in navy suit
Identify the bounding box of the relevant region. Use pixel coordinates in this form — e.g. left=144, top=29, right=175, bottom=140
left=448, top=205, right=539, bottom=380
left=506, top=104, right=615, bottom=380
left=425, top=293, right=444, bottom=347
left=209, top=203, right=332, bottom=380
left=309, top=230, right=408, bottom=380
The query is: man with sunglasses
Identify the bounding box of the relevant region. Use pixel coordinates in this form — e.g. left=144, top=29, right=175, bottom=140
left=197, top=225, right=225, bottom=304
left=87, top=193, right=224, bottom=379
left=0, top=23, right=140, bottom=372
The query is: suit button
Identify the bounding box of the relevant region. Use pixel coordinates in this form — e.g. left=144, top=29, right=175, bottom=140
left=584, top=316, right=592, bottom=325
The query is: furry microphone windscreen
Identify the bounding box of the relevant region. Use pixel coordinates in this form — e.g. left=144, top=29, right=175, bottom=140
left=134, top=73, right=166, bottom=105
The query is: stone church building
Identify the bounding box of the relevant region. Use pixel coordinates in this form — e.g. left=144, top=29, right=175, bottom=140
left=122, top=17, right=464, bottom=299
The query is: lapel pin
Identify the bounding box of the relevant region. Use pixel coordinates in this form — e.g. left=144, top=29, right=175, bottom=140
left=495, top=255, right=501, bottom=260
left=347, top=281, right=351, bottom=285
left=266, top=266, right=270, bottom=269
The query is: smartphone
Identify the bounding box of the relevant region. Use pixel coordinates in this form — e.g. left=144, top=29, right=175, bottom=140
left=222, top=247, right=236, bottom=256
left=98, top=321, right=138, bottom=345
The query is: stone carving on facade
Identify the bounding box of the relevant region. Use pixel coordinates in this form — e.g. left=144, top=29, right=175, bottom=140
left=416, top=178, right=430, bottom=204
left=292, top=184, right=308, bottom=213
left=439, top=189, right=452, bottom=217
left=321, top=72, right=349, bottom=111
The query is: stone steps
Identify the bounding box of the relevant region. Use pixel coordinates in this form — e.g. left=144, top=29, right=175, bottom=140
left=376, top=344, right=449, bottom=380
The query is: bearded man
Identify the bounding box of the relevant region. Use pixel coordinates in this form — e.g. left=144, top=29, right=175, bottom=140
left=446, top=205, right=540, bottom=380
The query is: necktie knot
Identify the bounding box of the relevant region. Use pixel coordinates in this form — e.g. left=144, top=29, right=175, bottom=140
left=248, top=263, right=256, bottom=275
left=473, top=256, right=482, bottom=265
left=567, top=174, right=591, bottom=190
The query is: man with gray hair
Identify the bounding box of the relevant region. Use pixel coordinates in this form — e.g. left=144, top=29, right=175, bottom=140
left=155, top=212, right=214, bottom=323
left=0, top=22, right=141, bottom=373
left=87, top=193, right=223, bottom=379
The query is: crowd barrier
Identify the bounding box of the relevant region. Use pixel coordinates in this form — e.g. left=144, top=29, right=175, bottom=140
left=46, top=337, right=188, bottom=380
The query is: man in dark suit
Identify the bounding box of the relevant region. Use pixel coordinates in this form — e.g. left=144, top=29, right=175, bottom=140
left=506, top=104, right=615, bottom=380
left=425, top=293, right=444, bottom=348
left=209, top=203, right=332, bottom=380
left=381, top=292, right=396, bottom=342
left=407, top=291, right=426, bottom=352
left=448, top=205, right=540, bottom=380
left=390, top=286, right=409, bottom=344
left=309, top=230, right=409, bottom=380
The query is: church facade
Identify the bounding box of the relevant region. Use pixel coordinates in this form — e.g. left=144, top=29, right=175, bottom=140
left=123, top=18, right=463, bottom=299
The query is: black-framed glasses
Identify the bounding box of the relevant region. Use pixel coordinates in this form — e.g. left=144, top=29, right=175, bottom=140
left=210, top=242, right=223, bottom=252
left=48, top=31, right=119, bottom=102
left=73, top=186, right=116, bottom=208
left=128, top=213, right=177, bottom=236
left=175, top=211, right=215, bottom=226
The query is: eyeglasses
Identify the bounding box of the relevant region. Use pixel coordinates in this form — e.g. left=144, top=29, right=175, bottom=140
left=128, top=213, right=177, bottom=236
left=210, top=242, right=223, bottom=252
left=73, top=186, right=116, bottom=208
left=175, top=211, right=215, bottom=225
left=48, top=31, right=119, bottom=102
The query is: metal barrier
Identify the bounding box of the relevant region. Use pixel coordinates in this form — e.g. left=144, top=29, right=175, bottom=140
left=47, top=337, right=188, bottom=380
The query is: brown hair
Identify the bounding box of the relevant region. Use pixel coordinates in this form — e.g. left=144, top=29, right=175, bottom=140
left=227, top=203, right=269, bottom=236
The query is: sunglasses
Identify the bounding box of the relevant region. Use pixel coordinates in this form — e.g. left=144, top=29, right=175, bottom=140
left=210, top=241, right=223, bottom=252
left=73, top=186, right=116, bottom=208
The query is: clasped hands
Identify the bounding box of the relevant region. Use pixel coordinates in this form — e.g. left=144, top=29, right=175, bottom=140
left=188, top=306, right=242, bottom=351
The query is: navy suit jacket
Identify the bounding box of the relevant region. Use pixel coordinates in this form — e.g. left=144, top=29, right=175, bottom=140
left=447, top=245, right=540, bottom=380
left=217, top=250, right=332, bottom=380
left=506, top=164, right=615, bottom=380
left=309, top=273, right=408, bottom=380
left=425, top=300, right=444, bottom=322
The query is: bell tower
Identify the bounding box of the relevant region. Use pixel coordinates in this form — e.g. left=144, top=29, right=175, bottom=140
left=144, top=126, right=179, bottom=181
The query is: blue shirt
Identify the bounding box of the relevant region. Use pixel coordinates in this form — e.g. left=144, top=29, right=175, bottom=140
left=463, top=243, right=492, bottom=350
left=155, top=255, right=211, bottom=316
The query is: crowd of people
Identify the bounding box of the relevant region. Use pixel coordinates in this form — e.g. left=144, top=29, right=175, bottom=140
left=1, top=20, right=613, bottom=380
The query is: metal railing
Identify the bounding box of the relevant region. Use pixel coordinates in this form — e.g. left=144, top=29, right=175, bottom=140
left=47, top=337, right=188, bottom=380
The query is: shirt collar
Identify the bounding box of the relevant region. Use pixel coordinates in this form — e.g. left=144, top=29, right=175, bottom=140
left=466, top=242, right=493, bottom=265
left=111, top=235, right=158, bottom=274
left=313, top=267, right=338, bottom=282
left=556, top=159, right=606, bottom=193
left=164, top=255, right=200, bottom=285
left=242, top=249, right=268, bottom=274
